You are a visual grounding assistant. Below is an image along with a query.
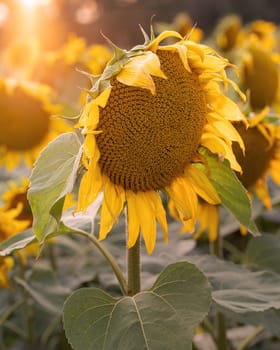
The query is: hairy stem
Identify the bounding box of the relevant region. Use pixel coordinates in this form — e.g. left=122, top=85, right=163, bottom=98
left=74, top=230, right=127, bottom=295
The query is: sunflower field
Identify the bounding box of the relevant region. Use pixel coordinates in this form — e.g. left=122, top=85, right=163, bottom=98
left=1, top=1, right=280, bottom=349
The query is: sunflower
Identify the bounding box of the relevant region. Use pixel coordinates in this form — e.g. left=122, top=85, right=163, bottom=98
left=170, top=199, right=220, bottom=241
left=238, top=20, right=277, bottom=51
left=1, top=178, right=33, bottom=223
left=0, top=204, right=30, bottom=242
left=191, top=110, right=280, bottom=241
left=76, top=30, right=246, bottom=254
left=213, top=18, right=280, bottom=112
left=233, top=111, right=280, bottom=210
left=0, top=187, right=30, bottom=288
left=214, top=17, right=277, bottom=54
left=155, top=13, right=203, bottom=43
left=214, top=15, right=242, bottom=52
left=0, top=257, right=14, bottom=288
left=0, top=78, right=73, bottom=170
left=0, top=178, right=76, bottom=258
left=240, top=44, right=280, bottom=111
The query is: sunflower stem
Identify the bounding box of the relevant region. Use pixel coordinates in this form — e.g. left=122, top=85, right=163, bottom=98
left=237, top=326, right=264, bottom=350
left=74, top=230, right=127, bottom=295
left=127, top=236, right=141, bottom=296
left=210, top=234, right=227, bottom=350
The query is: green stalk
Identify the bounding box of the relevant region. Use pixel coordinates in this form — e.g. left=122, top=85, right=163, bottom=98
left=127, top=236, right=141, bottom=296
left=0, top=298, right=25, bottom=327
left=74, top=229, right=127, bottom=295
left=237, top=326, right=264, bottom=350
left=18, top=258, right=34, bottom=345
left=210, top=233, right=227, bottom=350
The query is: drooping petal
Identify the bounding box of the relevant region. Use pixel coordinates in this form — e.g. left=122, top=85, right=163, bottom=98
left=201, top=132, right=242, bottom=172
left=126, top=190, right=157, bottom=254
left=116, top=51, right=166, bottom=94
left=185, top=164, right=221, bottom=204
left=159, top=43, right=191, bottom=72
left=166, top=176, right=198, bottom=222
left=195, top=202, right=219, bottom=241
left=147, top=191, right=168, bottom=243
left=77, top=138, right=102, bottom=211
left=99, top=178, right=125, bottom=240
left=254, top=177, right=272, bottom=209
left=147, top=31, right=183, bottom=51
left=126, top=191, right=141, bottom=249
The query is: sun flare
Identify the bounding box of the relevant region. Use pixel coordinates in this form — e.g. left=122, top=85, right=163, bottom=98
left=19, top=0, right=50, bottom=9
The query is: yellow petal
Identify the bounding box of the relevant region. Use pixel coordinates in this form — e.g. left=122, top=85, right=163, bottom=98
left=166, top=176, right=198, bottom=222
left=159, top=43, right=191, bottom=72
left=77, top=102, right=100, bottom=130
left=249, top=107, right=270, bottom=126
left=147, top=31, right=183, bottom=51
left=193, top=203, right=219, bottom=241
left=77, top=159, right=102, bottom=211
left=253, top=178, right=272, bottom=209
left=185, top=165, right=221, bottom=204
left=93, top=87, right=112, bottom=108
left=76, top=88, right=111, bottom=129
left=269, top=163, right=280, bottom=185
left=126, top=191, right=141, bottom=249
left=207, top=86, right=245, bottom=122
left=180, top=216, right=196, bottom=234
left=99, top=178, right=125, bottom=240
left=212, top=120, right=245, bottom=152
left=148, top=191, right=168, bottom=243
left=116, top=51, right=166, bottom=94
left=126, top=190, right=165, bottom=254
left=205, top=204, right=219, bottom=241
left=200, top=132, right=242, bottom=172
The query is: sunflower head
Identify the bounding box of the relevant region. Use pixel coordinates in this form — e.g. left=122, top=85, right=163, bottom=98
left=0, top=78, right=72, bottom=170
left=0, top=205, right=30, bottom=242
left=76, top=29, right=246, bottom=253
left=233, top=113, right=280, bottom=208
left=214, top=15, right=242, bottom=52
left=155, top=13, right=203, bottom=42
left=246, top=20, right=276, bottom=50
left=2, top=179, right=33, bottom=224
left=241, top=46, right=279, bottom=110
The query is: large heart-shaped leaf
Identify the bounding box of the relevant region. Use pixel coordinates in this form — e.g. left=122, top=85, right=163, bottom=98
left=188, top=254, right=280, bottom=335
left=244, top=234, right=280, bottom=274
left=63, top=261, right=211, bottom=350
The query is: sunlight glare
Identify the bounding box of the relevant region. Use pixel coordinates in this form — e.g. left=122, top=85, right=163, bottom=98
left=19, top=0, right=51, bottom=8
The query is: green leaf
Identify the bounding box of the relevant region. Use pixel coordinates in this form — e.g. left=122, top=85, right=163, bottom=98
left=28, top=132, right=82, bottom=242
left=188, top=254, right=280, bottom=335
left=63, top=261, right=211, bottom=350
left=0, top=229, right=37, bottom=256
left=244, top=234, right=280, bottom=274
left=198, top=148, right=259, bottom=235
